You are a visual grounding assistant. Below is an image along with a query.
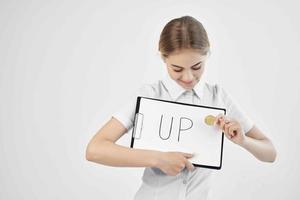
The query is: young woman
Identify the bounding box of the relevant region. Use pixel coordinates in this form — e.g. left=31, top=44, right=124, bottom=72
left=86, top=16, right=277, bottom=200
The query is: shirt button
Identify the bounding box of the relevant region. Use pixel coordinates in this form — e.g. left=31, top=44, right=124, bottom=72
left=183, top=180, right=187, bottom=184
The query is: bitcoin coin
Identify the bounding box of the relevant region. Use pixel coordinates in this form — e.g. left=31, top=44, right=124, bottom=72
left=204, top=115, right=216, bottom=126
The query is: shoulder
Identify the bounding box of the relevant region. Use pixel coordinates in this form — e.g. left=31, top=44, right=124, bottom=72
left=136, top=79, right=162, bottom=98
left=203, top=82, right=227, bottom=97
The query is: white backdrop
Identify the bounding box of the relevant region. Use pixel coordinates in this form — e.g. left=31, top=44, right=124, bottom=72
left=1, top=0, right=299, bottom=199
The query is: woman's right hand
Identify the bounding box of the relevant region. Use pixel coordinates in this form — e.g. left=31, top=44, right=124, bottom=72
left=154, top=151, right=195, bottom=176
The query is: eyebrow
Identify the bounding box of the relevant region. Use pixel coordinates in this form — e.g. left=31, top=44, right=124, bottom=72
left=171, top=61, right=202, bottom=69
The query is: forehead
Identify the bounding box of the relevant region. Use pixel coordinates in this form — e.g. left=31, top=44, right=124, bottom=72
left=167, top=49, right=207, bottom=66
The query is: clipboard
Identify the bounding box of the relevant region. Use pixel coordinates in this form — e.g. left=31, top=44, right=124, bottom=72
left=130, top=96, right=226, bottom=170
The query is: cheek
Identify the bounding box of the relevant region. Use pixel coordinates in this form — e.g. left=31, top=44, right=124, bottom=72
left=171, top=73, right=181, bottom=80
left=195, top=68, right=204, bottom=77
left=168, top=69, right=180, bottom=79
left=194, top=71, right=202, bottom=77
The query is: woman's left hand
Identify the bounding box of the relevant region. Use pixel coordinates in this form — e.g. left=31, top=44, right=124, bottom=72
left=214, top=114, right=245, bottom=146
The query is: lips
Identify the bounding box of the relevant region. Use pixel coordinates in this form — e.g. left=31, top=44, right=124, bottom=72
left=180, top=80, right=193, bottom=85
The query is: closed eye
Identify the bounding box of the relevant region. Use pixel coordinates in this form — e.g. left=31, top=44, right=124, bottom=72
left=174, top=69, right=183, bottom=72
left=173, top=65, right=202, bottom=72
left=192, top=65, right=202, bottom=70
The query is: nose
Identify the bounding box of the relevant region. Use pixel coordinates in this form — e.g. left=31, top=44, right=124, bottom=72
left=181, top=70, right=194, bottom=82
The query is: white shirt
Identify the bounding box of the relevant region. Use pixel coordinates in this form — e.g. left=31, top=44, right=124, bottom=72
left=112, top=74, right=254, bottom=200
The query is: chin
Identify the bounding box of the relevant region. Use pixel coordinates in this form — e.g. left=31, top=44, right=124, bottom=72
left=179, top=83, right=195, bottom=90
left=184, top=86, right=194, bottom=90
left=177, top=80, right=195, bottom=89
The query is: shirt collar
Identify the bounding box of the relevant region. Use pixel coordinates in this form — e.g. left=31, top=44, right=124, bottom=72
left=161, top=73, right=205, bottom=101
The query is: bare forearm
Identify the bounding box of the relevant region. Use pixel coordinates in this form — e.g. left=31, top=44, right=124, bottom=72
left=86, top=140, right=159, bottom=168
left=240, top=136, right=277, bottom=162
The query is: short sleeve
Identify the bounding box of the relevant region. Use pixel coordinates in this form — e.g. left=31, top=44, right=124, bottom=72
left=111, top=84, right=156, bottom=131
left=216, top=85, right=254, bottom=134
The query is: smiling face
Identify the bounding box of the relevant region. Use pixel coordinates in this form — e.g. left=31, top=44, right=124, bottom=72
left=162, top=48, right=208, bottom=90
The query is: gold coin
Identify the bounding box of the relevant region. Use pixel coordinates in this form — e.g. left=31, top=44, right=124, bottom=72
left=204, top=115, right=216, bottom=126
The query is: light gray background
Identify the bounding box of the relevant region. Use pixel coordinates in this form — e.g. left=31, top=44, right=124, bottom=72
left=1, top=0, right=299, bottom=199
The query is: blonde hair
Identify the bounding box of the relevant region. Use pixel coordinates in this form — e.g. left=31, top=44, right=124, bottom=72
left=158, top=16, right=210, bottom=58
